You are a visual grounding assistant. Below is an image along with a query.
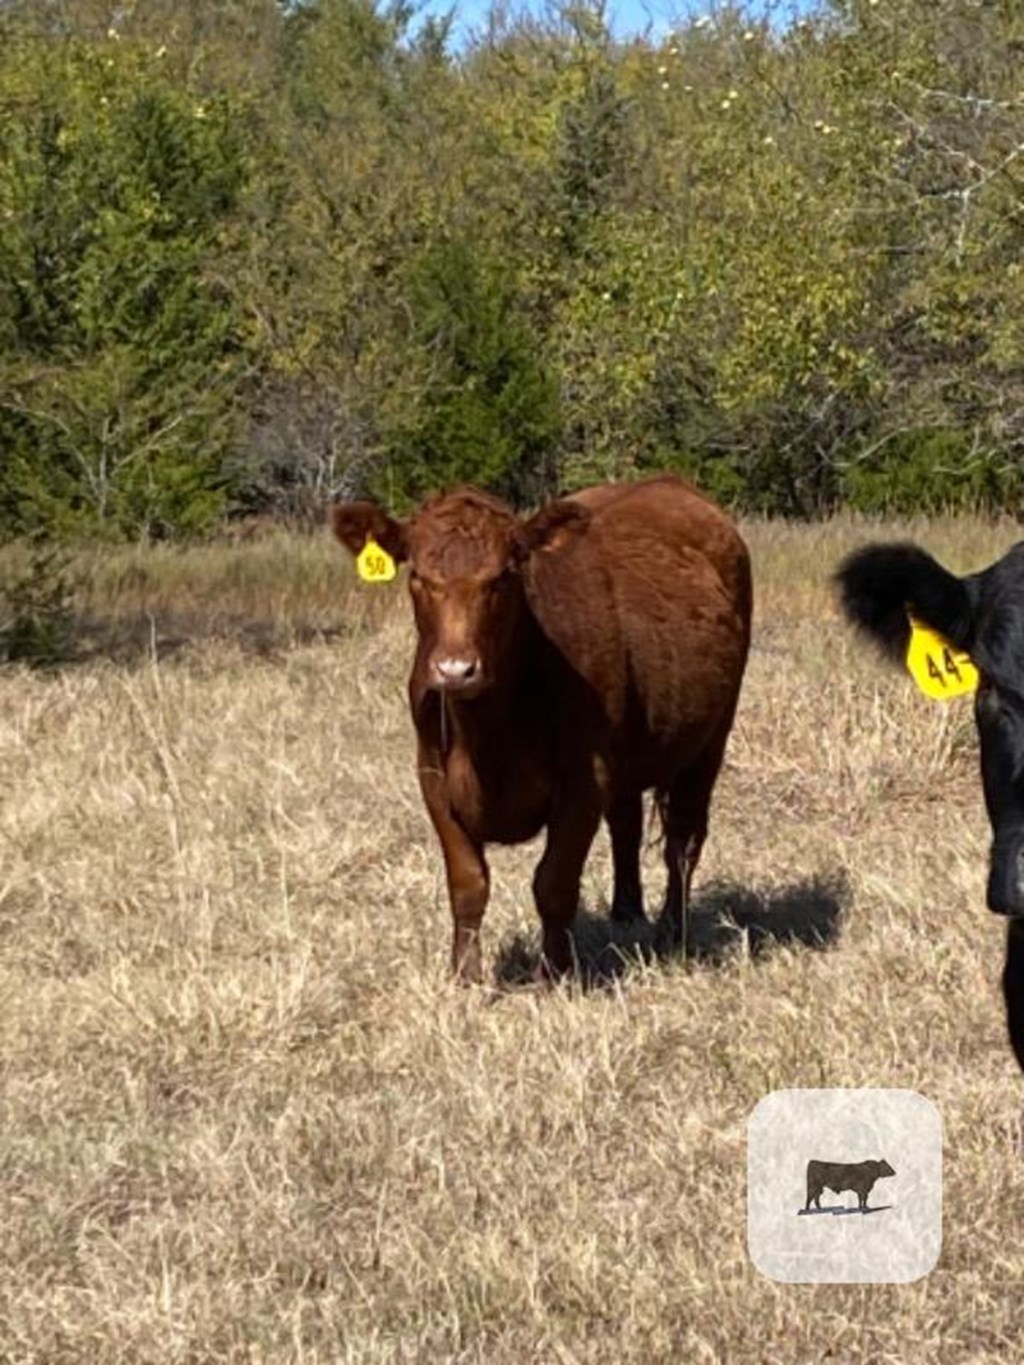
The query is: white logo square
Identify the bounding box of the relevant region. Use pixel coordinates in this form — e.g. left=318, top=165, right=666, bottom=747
left=747, top=1088, right=942, bottom=1283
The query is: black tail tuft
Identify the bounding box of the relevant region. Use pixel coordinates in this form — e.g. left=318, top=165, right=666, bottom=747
left=834, top=542, right=973, bottom=662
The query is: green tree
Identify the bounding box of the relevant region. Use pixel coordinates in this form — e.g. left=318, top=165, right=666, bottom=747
left=0, top=33, right=267, bottom=536
left=378, top=237, right=563, bottom=507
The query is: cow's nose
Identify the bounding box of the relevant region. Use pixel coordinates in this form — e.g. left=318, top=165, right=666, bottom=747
left=988, top=833, right=1024, bottom=917
left=433, top=655, right=481, bottom=689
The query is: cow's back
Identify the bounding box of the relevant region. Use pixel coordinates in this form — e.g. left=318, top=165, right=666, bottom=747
left=524, top=476, right=750, bottom=787
left=568, top=476, right=750, bottom=616
left=808, top=1160, right=877, bottom=1192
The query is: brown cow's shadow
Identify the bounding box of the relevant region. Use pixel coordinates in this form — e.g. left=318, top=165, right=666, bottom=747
left=493, top=870, right=849, bottom=990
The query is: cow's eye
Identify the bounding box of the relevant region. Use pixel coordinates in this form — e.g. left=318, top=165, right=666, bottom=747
left=411, top=571, right=443, bottom=597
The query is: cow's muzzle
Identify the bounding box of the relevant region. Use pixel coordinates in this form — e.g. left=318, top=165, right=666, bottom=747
left=430, top=654, right=484, bottom=694
left=987, top=829, right=1024, bottom=917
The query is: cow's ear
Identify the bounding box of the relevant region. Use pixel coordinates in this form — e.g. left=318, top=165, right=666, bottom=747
left=328, top=501, right=409, bottom=563
left=835, top=542, right=974, bottom=661
left=512, top=500, right=590, bottom=565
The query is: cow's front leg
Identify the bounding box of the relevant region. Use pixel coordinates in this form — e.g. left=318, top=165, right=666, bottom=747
left=419, top=764, right=489, bottom=985
left=533, top=786, right=602, bottom=978
left=1003, top=921, right=1024, bottom=1073
left=438, top=815, right=489, bottom=984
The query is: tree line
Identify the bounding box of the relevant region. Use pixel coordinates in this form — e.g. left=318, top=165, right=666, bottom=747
left=1, top=0, right=1023, bottom=538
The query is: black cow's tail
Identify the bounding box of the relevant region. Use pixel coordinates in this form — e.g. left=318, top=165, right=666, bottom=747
left=834, top=542, right=975, bottom=662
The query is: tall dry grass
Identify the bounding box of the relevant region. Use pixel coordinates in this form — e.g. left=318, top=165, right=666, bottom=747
left=1, top=516, right=1023, bottom=1362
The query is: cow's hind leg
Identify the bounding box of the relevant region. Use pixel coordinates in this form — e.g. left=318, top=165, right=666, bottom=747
left=533, top=786, right=602, bottom=978
left=658, top=735, right=729, bottom=958
left=608, top=792, right=645, bottom=925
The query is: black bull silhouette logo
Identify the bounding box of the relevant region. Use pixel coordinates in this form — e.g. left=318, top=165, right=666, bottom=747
left=804, top=1158, right=895, bottom=1213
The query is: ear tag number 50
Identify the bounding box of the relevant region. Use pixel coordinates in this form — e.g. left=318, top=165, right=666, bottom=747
left=906, top=616, right=978, bottom=700
left=357, top=536, right=396, bottom=583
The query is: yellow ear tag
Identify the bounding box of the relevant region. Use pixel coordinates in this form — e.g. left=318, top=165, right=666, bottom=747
left=356, top=536, right=396, bottom=583
left=905, top=616, right=978, bottom=700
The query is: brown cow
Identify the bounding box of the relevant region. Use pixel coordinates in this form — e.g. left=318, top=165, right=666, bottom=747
left=329, top=475, right=751, bottom=982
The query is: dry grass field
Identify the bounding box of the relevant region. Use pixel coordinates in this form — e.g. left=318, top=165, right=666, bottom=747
left=2, top=515, right=1023, bottom=1362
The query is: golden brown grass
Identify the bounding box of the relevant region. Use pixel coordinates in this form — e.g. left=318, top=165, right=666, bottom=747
left=2, top=516, right=1023, bottom=1362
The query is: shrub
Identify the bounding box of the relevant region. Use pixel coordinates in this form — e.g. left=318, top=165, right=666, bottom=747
left=0, top=537, right=76, bottom=667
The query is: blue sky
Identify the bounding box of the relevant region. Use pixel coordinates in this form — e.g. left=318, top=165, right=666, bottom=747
left=419, top=0, right=822, bottom=47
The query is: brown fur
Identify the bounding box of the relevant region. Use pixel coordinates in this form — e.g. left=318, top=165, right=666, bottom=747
left=329, top=475, right=752, bottom=982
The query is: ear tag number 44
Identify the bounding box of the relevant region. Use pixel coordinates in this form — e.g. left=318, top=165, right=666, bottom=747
left=906, top=616, right=978, bottom=700
left=357, top=536, right=396, bottom=583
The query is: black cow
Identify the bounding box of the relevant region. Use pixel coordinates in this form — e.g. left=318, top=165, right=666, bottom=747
left=836, top=541, right=1024, bottom=1072
left=805, top=1158, right=895, bottom=1211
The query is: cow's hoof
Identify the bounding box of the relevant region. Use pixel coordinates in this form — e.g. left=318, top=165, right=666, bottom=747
left=453, top=957, right=484, bottom=987
left=533, top=956, right=573, bottom=987
left=609, top=901, right=646, bottom=927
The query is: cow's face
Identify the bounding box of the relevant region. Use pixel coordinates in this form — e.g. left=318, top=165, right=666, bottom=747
left=405, top=508, right=522, bottom=698
left=330, top=489, right=588, bottom=697
left=876, top=1159, right=895, bottom=1177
